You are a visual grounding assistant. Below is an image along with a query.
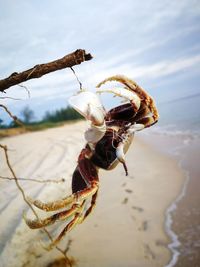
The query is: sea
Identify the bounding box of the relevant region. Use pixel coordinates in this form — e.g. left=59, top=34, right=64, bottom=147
left=156, top=93, right=200, bottom=133
left=140, top=93, right=200, bottom=267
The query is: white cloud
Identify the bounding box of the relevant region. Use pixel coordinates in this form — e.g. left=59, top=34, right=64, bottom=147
left=1, top=0, right=200, bottom=122
left=83, top=54, right=200, bottom=88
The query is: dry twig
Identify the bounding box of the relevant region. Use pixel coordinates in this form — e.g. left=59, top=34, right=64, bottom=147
left=0, top=144, right=73, bottom=266
left=0, top=48, right=91, bottom=266
left=0, top=104, right=24, bottom=127
left=0, top=175, right=65, bottom=184
left=0, top=49, right=92, bottom=92
left=0, top=96, right=22, bottom=100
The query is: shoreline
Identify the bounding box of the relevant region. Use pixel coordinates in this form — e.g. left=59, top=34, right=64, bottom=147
left=0, top=122, right=187, bottom=267
left=164, top=166, right=189, bottom=267
left=140, top=129, right=200, bottom=267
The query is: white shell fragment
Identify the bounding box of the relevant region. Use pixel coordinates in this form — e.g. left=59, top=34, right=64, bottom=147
left=69, top=91, right=105, bottom=126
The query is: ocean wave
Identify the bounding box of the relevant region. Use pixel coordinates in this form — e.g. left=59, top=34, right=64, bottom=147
left=164, top=165, right=190, bottom=267
left=141, top=124, right=200, bottom=139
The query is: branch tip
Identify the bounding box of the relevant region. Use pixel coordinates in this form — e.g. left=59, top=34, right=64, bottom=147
left=0, top=49, right=93, bottom=92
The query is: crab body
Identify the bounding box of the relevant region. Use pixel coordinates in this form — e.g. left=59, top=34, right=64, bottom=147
left=24, top=75, right=159, bottom=249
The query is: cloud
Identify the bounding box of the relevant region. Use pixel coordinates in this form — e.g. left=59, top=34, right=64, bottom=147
left=83, top=54, right=200, bottom=88
left=1, top=0, right=200, bottom=122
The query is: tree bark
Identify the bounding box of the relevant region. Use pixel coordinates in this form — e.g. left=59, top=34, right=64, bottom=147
left=0, top=49, right=92, bottom=92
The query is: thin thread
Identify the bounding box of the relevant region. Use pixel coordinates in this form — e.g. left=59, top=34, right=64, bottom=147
left=18, top=84, right=31, bottom=98
left=70, top=67, right=83, bottom=91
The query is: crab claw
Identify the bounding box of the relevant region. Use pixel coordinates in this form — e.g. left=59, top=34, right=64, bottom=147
left=96, top=87, right=141, bottom=112
left=69, top=91, right=105, bottom=126
left=96, top=75, right=142, bottom=112
left=96, top=75, right=146, bottom=102
left=69, top=91, right=106, bottom=144
left=116, top=123, right=144, bottom=176
left=96, top=75, right=159, bottom=122
left=116, top=142, right=128, bottom=176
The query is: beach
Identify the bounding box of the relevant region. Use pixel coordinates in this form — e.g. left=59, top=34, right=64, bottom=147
left=140, top=129, right=200, bottom=267
left=0, top=121, right=188, bottom=267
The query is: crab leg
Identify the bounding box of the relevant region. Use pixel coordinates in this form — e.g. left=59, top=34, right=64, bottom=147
left=47, top=211, right=83, bottom=250
left=136, top=116, right=157, bottom=128
left=133, top=101, right=157, bottom=128
left=27, top=149, right=98, bottom=212
left=47, top=191, right=98, bottom=249
left=27, top=181, right=98, bottom=212
left=27, top=194, right=77, bottom=212
left=24, top=203, right=83, bottom=229
left=78, top=191, right=98, bottom=224
left=133, top=101, right=151, bottom=121
left=97, top=75, right=149, bottom=101
left=96, top=75, right=159, bottom=123
left=44, top=149, right=99, bottom=248
left=26, top=148, right=100, bottom=248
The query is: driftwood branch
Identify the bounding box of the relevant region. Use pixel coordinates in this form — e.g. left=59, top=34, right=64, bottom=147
left=0, top=104, right=24, bottom=126
left=0, top=49, right=92, bottom=92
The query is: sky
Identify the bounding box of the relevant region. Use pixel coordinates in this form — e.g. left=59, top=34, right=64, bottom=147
left=0, top=0, right=200, bottom=123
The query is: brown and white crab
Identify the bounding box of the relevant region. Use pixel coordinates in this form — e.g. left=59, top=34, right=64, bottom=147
left=24, top=75, right=159, bottom=248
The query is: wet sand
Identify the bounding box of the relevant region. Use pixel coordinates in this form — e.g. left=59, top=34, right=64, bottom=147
left=0, top=122, right=185, bottom=267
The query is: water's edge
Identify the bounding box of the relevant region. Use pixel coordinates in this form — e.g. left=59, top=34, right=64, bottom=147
left=164, top=165, right=189, bottom=267
left=139, top=129, right=200, bottom=267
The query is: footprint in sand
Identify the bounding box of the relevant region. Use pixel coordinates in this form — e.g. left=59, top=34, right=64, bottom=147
left=122, top=197, right=128, bottom=204
left=143, top=243, right=156, bottom=260
left=125, top=189, right=133, bottom=194
left=138, top=220, right=148, bottom=231
left=121, top=172, right=134, bottom=179
left=132, top=206, right=144, bottom=212
left=155, top=239, right=168, bottom=247
left=131, top=215, right=136, bottom=221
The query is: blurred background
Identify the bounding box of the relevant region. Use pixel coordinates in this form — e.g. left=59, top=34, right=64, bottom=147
left=0, top=0, right=200, bottom=131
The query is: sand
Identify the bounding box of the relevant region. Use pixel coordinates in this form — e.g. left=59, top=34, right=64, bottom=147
left=0, top=121, right=185, bottom=267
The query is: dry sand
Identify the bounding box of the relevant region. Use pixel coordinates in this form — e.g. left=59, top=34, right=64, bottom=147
left=0, top=121, right=185, bottom=267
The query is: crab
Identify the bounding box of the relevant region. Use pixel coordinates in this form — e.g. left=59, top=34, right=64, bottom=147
left=24, top=75, right=159, bottom=248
